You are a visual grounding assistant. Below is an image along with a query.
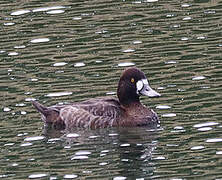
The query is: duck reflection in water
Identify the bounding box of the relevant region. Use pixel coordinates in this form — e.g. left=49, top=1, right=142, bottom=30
left=43, top=127, right=159, bottom=179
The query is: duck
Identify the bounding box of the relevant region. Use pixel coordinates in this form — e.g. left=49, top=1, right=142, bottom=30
left=32, top=67, right=161, bottom=129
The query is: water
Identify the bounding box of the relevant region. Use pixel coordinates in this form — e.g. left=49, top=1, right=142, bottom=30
left=1, top=0, right=222, bottom=179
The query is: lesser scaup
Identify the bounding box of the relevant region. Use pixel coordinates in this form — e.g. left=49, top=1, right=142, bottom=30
left=32, top=67, right=161, bottom=129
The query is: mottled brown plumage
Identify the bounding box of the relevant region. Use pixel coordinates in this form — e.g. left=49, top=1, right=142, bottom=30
left=32, top=67, right=161, bottom=129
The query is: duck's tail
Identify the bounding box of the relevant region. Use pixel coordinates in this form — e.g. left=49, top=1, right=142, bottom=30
left=32, top=101, right=65, bottom=129
left=32, top=101, right=49, bottom=116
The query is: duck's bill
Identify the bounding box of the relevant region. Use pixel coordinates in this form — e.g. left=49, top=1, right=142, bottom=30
left=140, top=85, right=161, bottom=97
left=136, top=79, right=161, bottom=97
left=136, top=80, right=160, bottom=98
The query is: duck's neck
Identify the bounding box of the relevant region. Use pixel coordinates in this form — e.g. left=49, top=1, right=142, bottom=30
left=119, top=98, right=140, bottom=107
left=120, top=101, right=143, bottom=110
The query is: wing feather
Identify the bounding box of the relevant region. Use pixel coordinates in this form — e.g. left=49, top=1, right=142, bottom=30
left=59, top=97, right=121, bottom=129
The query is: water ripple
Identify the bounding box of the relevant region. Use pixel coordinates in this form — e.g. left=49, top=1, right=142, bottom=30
left=30, top=38, right=50, bottom=43
left=118, top=62, right=135, bottom=67
left=46, top=10, right=65, bottom=14
left=53, top=62, right=67, bottom=67
left=162, top=113, right=176, bottom=118
left=32, top=6, right=66, bottom=12
left=206, top=138, right=222, bottom=143
left=24, top=136, right=45, bottom=141
left=46, top=92, right=72, bottom=97
left=28, top=173, right=48, bottom=179
left=71, top=156, right=89, bottom=160
left=74, top=62, right=85, bottom=67
left=192, top=76, right=206, bottom=81
left=11, top=9, right=31, bottom=16
left=193, top=122, right=219, bottom=128
left=64, top=174, right=78, bottom=179
left=190, top=146, right=205, bottom=150
left=66, top=133, right=80, bottom=138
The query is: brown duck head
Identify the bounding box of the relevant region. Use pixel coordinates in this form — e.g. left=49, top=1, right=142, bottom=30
left=117, top=67, right=160, bottom=106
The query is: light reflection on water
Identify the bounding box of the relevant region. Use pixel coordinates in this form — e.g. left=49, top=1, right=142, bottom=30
left=1, top=0, right=222, bottom=179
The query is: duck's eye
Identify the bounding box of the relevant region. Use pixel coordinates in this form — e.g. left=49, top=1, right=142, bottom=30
left=131, top=78, right=135, bottom=83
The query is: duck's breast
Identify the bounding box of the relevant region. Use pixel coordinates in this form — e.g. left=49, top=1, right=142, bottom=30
left=118, top=104, right=160, bottom=127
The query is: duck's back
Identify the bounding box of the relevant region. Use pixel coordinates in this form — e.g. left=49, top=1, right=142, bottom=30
left=33, top=97, right=122, bottom=129
left=62, top=97, right=123, bottom=129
